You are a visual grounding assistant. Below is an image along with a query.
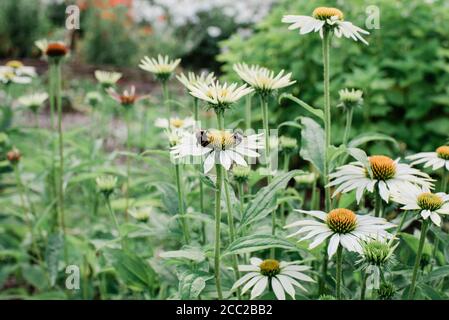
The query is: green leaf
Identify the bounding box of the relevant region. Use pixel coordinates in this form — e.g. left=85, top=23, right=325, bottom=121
left=239, top=170, right=304, bottom=229
left=348, top=132, right=399, bottom=149
left=346, top=147, right=372, bottom=178
left=338, top=191, right=356, bottom=208
left=401, top=232, right=433, bottom=256
left=424, top=266, right=449, bottom=282
left=45, top=232, right=64, bottom=287
left=223, top=234, right=297, bottom=256
left=277, top=120, right=302, bottom=131
left=104, top=249, right=157, bottom=292
left=152, top=182, right=179, bottom=215
left=178, top=271, right=211, bottom=299
left=22, top=264, right=49, bottom=291
left=159, top=247, right=206, bottom=262
left=419, top=283, right=445, bottom=300
left=300, top=117, right=325, bottom=174
left=279, top=93, right=324, bottom=121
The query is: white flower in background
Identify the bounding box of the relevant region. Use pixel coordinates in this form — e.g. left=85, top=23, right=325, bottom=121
left=17, top=92, right=48, bottom=112
left=328, top=155, right=434, bottom=204
left=391, top=184, right=449, bottom=227
left=407, top=146, right=449, bottom=171
left=282, top=6, right=369, bottom=45
left=207, top=26, right=222, bottom=37
left=170, top=130, right=263, bottom=173
left=129, top=207, right=152, bottom=222
left=233, top=63, right=295, bottom=95
left=34, top=39, right=69, bottom=58
left=94, top=70, right=122, bottom=87
left=0, top=60, right=36, bottom=77
left=188, top=81, right=253, bottom=111
left=231, top=257, right=314, bottom=300
left=176, top=71, right=216, bottom=90
left=338, top=88, right=363, bottom=109
left=0, top=69, right=33, bottom=84
left=155, top=117, right=196, bottom=131
left=85, top=91, right=103, bottom=107
left=285, top=208, right=395, bottom=258
left=139, top=55, right=181, bottom=82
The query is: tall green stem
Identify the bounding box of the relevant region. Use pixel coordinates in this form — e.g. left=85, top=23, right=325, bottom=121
left=409, top=219, right=429, bottom=299
left=322, top=30, right=331, bottom=213
left=214, top=164, right=224, bottom=299
left=54, top=61, right=66, bottom=243
left=336, top=245, right=343, bottom=299
left=194, top=98, right=206, bottom=244
left=216, top=112, right=240, bottom=296
left=175, top=164, right=190, bottom=244
left=125, top=111, right=131, bottom=219
left=360, top=271, right=367, bottom=300
left=245, top=94, right=252, bottom=131
left=162, top=81, right=170, bottom=122
left=104, top=195, right=126, bottom=249
left=237, top=182, right=245, bottom=218
left=260, top=96, right=271, bottom=178
left=342, top=107, right=354, bottom=146
left=374, top=187, right=382, bottom=218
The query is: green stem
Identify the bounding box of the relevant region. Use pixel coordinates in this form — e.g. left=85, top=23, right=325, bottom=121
left=214, top=164, right=224, bottom=300
left=194, top=98, right=206, bottom=245
left=125, top=111, right=131, bottom=220
left=374, top=187, right=381, bottom=218
left=245, top=94, right=252, bottom=131
left=409, top=219, right=429, bottom=299
left=175, top=164, right=190, bottom=244
left=360, top=271, right=367, bottom=300
left=336, top=245, right=343, bottom=299
left=162, top=81, right=170, bottom=122
left=237, top=182, right=245, bottom=218
left=260, top=96, right=271, bottom=178
left=441, top=170, right=448, bottom=193
left=322, top=29, right=331, bottom=213
left=104, top=195, right=125, bottom=249
left=342, top=107, right=354, bottom=146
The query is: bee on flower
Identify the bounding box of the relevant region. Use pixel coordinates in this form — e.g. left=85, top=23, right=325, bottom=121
left=233, top=63, right=295, bottom=98
left=94, top=70, right=122, bottom=88
left=139, top=54, right=181, bottom=82
left=328, top=155, right=434, bottom=204
left=282, top=6, right=369, bottom=45
left=170, top=129, right=263, bottom=173
left=231, top=257, right=314, bottom=300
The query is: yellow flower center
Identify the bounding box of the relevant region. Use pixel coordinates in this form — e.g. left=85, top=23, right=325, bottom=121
left=326, top=208, right=357, bottom=234
left=206, top=130, right=239, bottom=150
left=417, top=193, right=443, bottom=211
left=6, top=60, right=24, bottom=69
left=436, top=146, right=449, bottom=160
left=170, top=118, right=184, bottom=128
left=312, top=7, right=344, bottom=20
left=259, top=259, right=280, bottom=277
left=369, top=155, right=396, bottom=180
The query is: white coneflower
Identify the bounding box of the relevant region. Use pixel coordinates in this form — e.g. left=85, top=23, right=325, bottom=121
left=328, top=155, right=433, bottom=204
left=138, top=54, right=181, bottom=82
left=231, top=257, right=314, bottom=300
left=85, top=91, right=103, bottom=107
left=17, top=92, right=48, bottom=113
left=94, top=70, right=122, bottom=87
left=187, top=81, right=254, bottom=113
left=338, top=88, right=363, bottom=110
left=176, top=71, right=215, bottom=90
left=233, top=63, right=295, bottom=96
left=155, top=117, right=196, bottom=131
left=285, top=208, right=395, bottom=258
left=128, top=207, right=152, bottom=222
left=107, top=86, right=148, bottom=107
left=407, top=146, right=449, bottom=171
left=391, top=184, right=449, bottom=227
left=96, top=175, right=118, bottom=197
left=170, top=130, right=263, bottom=173
left=282, top=7, right=369, bottom=45
left=0, top=60, right=36, bottom=77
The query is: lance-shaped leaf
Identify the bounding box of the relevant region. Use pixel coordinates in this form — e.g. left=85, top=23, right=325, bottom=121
left=300, top=117, right=325, bottom=174
left=279, top=93, right=324, bottom=121
left=348, top=132, right=399, bottom=149
left=239, top=170, right=303, bottom=229
left=223, top=234, right=298, bottom=257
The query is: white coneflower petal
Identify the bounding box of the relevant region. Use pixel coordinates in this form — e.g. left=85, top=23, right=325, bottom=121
left=139, top=54, right=180, bottom=81
left=232, top=257, right=312, bottom=300
left=286, top=208, right=395, bottom=258
left=95, top=70, right=122, bottom=86
left=176, top=71, right=215, bottom=89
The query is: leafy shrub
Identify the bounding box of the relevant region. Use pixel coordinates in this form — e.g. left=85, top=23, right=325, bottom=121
left=0, top=0, right=50, bottom=57
left=81, top=6, right=139, bottom=66
left=218, top=0, right=449, bottom=152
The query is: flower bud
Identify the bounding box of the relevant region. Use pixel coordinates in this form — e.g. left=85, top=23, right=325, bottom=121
left=96, top=175, right=117, bottom=197
left=279, top=135, right=298, bottom=153
left=7, top=148, right=21, bottom=164
left=232, top=165, right=251, bottom=183
left=129, top=207, right=152, bottom=222
left=377, top=282, right=396, bottom=300
left=338, top=88, right=363, bottom=109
